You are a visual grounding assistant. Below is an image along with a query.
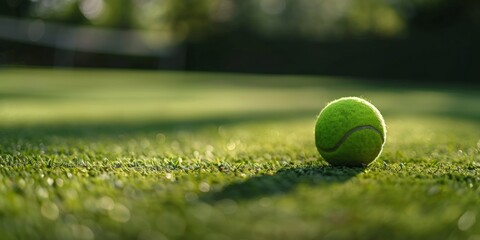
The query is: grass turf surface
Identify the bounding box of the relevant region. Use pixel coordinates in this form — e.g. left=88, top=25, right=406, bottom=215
left=0, top=68, right=479, bottom=240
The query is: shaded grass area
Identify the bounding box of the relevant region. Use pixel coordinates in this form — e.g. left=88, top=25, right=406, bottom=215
left=202, top=166, right=364, bottom=202
left=0, top=68, right=479, bottom=240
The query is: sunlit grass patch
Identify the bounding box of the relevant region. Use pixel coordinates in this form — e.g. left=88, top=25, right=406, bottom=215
left=0, top=68, right=479, bottom=240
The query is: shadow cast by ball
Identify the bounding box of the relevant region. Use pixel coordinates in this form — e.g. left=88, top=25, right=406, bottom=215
left=201, top=165, right=364, bottom=203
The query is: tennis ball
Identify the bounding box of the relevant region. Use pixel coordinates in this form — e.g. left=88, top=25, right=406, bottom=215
left=315, top=97, right=386, bottom=167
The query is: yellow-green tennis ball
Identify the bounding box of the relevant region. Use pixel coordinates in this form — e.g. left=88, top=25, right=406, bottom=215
left=315, top=97, right=386, bottom=167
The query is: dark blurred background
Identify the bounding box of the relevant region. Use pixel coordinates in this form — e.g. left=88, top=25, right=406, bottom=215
left=1, top=0, right=479, bottom=84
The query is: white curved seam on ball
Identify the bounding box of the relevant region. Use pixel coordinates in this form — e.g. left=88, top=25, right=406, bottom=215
left=318, top=125, right=384, bottom=152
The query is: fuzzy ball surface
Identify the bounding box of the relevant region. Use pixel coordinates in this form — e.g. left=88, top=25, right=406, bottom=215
left=315, top=97, right=386, bottom=167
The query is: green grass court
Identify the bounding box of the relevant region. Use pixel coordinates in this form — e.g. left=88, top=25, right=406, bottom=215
left=0, top=69, right=479, bottom=239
